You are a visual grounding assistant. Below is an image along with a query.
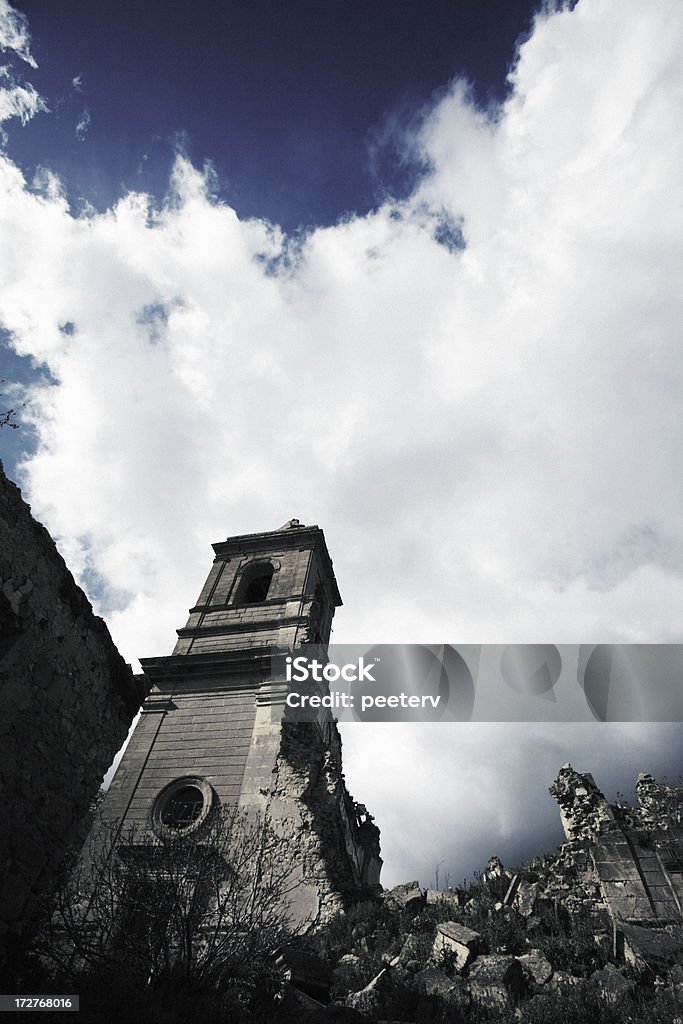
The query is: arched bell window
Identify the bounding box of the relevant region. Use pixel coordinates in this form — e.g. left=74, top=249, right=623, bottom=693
left=235, top=561, right=274, bottom=604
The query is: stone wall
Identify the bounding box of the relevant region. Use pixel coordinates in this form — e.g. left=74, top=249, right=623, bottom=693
left=0, top=462, right=147, bottom=957
left=546, top=764, right=683, bottom=930
left=270, top=719, right=382, bottom=925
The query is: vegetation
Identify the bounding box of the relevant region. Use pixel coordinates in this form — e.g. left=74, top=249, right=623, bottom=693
left=6, top=782, right=683, bottom=1021
left=0, top=379, right=22, bottom=430
left=27, top=806, right=304, bottom=1023
left=306, top=862, right=680, bottom=1024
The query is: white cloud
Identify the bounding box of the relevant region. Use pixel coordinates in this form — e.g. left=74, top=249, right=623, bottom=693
left=75, top=106, right=90, bottom=141
left=0, top=0, right=37, bottom=67
left=1, top=0, right=682, bottom=882
left=0, top=0, right=681, bottom=652
left=0, top=66, right=44, bottom=127
left=0, top=1, right=44, bottom=131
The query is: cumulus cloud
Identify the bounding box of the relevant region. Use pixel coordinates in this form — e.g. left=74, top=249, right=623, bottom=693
left=0, top=0, right=681, bottom=649
left=1, top=0, right=682, bottom=881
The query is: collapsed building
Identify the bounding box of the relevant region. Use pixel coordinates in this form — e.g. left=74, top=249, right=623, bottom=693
left=499, top=763, right=683, bottom=969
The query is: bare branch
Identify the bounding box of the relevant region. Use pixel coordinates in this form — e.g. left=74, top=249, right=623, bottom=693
left=38, top=805, right=305, bottom=994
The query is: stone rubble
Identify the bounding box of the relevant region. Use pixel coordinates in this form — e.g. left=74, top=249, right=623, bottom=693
left=431, top=920, right=483, bottom=972
left=301, top=766, right=683, bottom=1022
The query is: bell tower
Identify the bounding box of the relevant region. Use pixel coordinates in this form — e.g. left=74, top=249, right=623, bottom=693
left=101, top=520, right=381, bottom=923
left=170, top=517, right=340, bottom=657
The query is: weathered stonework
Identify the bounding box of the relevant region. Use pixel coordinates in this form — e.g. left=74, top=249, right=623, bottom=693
left=432, top=921, right=483, bottom=971
left=100, top=520, right=381, bottom=927
left=0, top=462, right=147, bottom=957
left=550, top=764, right=618, bottom=842
left=332, top=766, right=683, bottom=1021
left=544, top=763, right=683, bottom=969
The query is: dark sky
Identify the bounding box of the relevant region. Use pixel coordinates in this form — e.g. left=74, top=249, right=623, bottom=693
left=7, top=1, right=540, bottom=230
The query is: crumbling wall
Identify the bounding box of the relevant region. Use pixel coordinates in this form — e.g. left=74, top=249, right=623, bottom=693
left=547, top=764, right=683, bottom=928
left=0, top=463, right=147, bottom=956
left=549, top=763, right=617, bottom=843
left=269, top=719, right=382, bottom=926
left=635, top=773, right=683, bottom=832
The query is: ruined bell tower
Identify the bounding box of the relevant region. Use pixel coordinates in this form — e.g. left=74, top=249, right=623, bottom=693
left=101, top=519, right=381, bottom=924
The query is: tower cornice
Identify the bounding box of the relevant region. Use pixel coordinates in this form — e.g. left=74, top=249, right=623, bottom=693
left=212, top=524, right=342, bottom=607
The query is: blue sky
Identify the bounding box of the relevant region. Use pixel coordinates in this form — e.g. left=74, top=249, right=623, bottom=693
left=2, top=0, right=682, bottom=885
left=1, top=0, right=542, bottom=484
left=7, top=1, right=538, bottom=231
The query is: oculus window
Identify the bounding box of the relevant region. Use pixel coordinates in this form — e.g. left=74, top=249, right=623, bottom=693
left=152, top=777, right=214, bottom=835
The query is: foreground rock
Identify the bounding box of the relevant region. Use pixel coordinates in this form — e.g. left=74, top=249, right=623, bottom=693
left=518, top=949, right=553, bottom=987
left=589, top=963, right=636, bottom=1003
left=316, top=764, right=683, bottom=1021
left=345, top=963, right=414, bottom=1020
left=383, top=881, right=425, bottom=913
left=414, top=967, right=470, bottom=1014
left=431, top=921, right=484, bottom=972
left=466, top=955, right=528, bottom=1009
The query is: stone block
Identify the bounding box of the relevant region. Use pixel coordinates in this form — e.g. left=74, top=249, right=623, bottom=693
left=589, top=963, right=636, bottom=1003
left=515, top=880, right=541, bottom=918
left=414, top=966, right=470, bottom=1013
left=332, top=952, right=361, bottom=991
left=468, top=955, right=527, bottom=1009
left=619, top=924, right=683, bottom=970
left=426, top=889, right=461, bottom=910
left=432, top=921, right=484, bottom=972
left=383, top=880, right=425, bottom=912
left=345, top=964, right=414, bottom=1019
left=274, top=947, right=331, bottom=1004
left=395, top=933, right=426, bottom=967
left=518, top=949, right=553, bottom=986
left=547, top=970, right=585, bottom=993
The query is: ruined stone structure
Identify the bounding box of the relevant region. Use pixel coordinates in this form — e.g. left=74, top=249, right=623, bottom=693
left=546, top=764, right=683, bottom=963
left=329, top=766, right=683, bottom=1022
left=0, top=462, right=147, bottom=960
left=101, top=520, right=381, bottom=925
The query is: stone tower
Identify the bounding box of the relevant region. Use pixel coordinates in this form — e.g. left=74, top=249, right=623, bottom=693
left=101, top=520, right=381, bottom=924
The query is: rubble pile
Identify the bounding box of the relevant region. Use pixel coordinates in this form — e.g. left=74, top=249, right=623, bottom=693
left=288, top=767, right=683, bottom=1023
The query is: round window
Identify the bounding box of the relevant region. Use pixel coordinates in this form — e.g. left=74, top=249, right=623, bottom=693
left=152, top=777, right=214, bottom=835
left=160, top=786, right=204, bottom=829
